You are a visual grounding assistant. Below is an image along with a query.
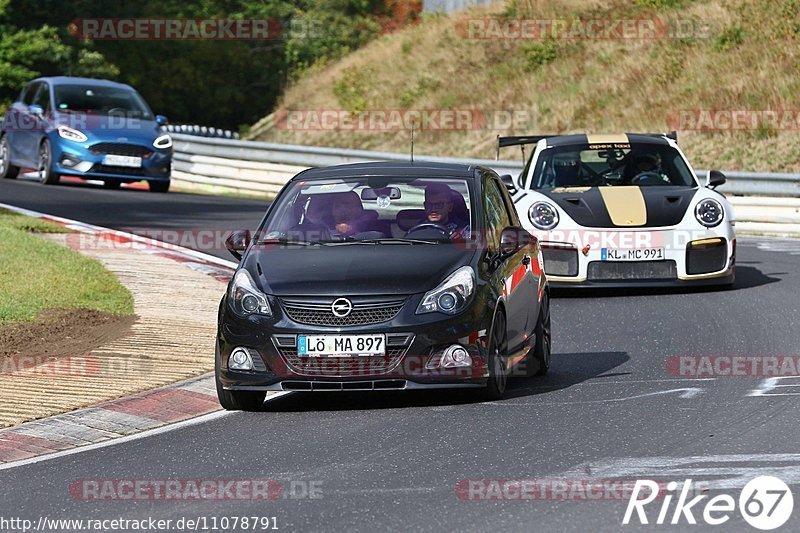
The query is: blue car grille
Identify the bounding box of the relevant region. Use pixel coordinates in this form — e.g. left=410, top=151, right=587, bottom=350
left=91, top=164, right=147, bottom=176
left=89, top=142, right=152, bottom=157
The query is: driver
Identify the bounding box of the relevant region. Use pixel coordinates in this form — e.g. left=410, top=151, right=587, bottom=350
left=627, top=152, right=668, bottom=183
left=419, top=184, right=469, bottom=239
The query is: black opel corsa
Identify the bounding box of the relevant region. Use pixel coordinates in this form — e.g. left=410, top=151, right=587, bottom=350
left=216, top=162, right=551, bottom=409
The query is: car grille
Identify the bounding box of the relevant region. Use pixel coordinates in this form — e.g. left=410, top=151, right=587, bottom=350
left=273, top=333, right=413, bottom=377
left=89, top=142, right=153, bottom=157
left=686, top=239, right=728, bottom=275
left=280, top=297, right=406, bottom=327
left=90, top=164, right=147, bottom=176
left=587, top=260, right=678, bottom=281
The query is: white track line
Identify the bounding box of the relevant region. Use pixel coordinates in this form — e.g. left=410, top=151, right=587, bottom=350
left=0, top=201, right=239, bottom=270
left=0, top=392, right=293, bottom=471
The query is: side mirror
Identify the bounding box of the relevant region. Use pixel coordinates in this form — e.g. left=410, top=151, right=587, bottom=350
left=28, top=104, right=44, bottom=117
left=499, top=226, right=533, bottom=255
left=706, top=170, right=726, bottom=189
left=500, top=174, right=517, bottom=194
left=155, top=114, right=168, bottom=126
left=225, top=230, right=251, bottom=260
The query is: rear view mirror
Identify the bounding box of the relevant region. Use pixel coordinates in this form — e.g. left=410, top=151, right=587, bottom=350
left=706, top=170, right=726, bottom=189
left=225, top=230, right=251, bottom=260
left=361, top=187, right=401, bottom=201
left=500, top=226, right=537, bottom=255
left=155, top=114, right=169, bottom=126
left=28, top=104, right=44, bottom=117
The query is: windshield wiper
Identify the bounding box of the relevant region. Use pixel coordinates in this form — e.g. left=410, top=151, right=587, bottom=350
left=359, top=238, right=439, bottom=245
left=256, top=238, right=325, bottom=247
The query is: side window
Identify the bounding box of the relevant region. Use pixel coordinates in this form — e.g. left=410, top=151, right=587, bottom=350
left=32, top=83, right=51, bottom=112
left=494, top=178, right=520, bottom=226
left=483, top=177, right=511, bottom=248
left=21, top=83, right=39, bottom=106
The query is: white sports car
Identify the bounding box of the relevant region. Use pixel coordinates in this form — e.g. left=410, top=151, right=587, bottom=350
left=499, top=133, right=736, bottom=287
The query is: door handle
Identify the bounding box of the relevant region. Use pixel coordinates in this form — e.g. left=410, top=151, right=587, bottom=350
left=522, top=255, right=531, bottom=266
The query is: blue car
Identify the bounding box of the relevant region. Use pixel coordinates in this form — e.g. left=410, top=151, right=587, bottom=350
left=0, top=76, right=172, bottom=192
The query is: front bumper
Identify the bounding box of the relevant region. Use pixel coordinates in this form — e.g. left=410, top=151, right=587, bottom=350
left=51, top=136, right=172, bottom=182
left=217, top=297, right=494, bottom=391
left=534, top=226, right=736, bottom=287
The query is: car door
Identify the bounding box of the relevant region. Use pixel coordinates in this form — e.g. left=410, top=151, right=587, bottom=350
left=482, top=172, right=528, bottom=354
left=496, top=176, right=541, bottom=336
left=26, top=82, right=52, bottom=162
left=4, top=82, right=39, bottom=166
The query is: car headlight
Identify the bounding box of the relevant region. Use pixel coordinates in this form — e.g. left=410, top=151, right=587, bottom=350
left=695, top=199, right=724, bottom=228
left=153, top=134, right=172, bottom=149
left=528, top=201, right=560, bottom=230
left=416, top=266, right=475, bottom=315
left=228, top=269, right=271, bottom=317
left=57, top=125, right=88, bottom=143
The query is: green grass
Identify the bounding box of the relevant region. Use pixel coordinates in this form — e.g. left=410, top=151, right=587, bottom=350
left=0, top=209, right=134, bottom=324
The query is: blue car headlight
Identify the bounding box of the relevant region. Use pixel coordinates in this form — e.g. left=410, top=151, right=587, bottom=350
left=57, top=125, right=88, bottom=143
left=153, top=134, right=172, bottom=149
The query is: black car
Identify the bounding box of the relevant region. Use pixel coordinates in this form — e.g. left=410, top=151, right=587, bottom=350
left=216, top=162, right=551, bottom=409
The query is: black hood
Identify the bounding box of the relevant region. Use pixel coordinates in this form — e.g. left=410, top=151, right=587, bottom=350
left=540, top=186, right=697, bottom=228
left=242, top=244, right=476, bottom=297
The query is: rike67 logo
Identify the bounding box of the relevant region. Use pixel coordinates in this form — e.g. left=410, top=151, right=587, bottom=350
left=623, top=477, right=794, bottom=530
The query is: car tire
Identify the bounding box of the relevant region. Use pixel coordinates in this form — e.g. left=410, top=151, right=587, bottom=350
left=477, top=311, right=507, bottom=401
left=38, top=139, right=60, bottom=185
left=529, top=290, right=552, bottom=377
left=0, top=135, right=20, bottom=180
left=215, top=347, right=266, bottom=411
left=103, top=180, right=121, bottom=189
left=148, top=180, right=170, bottom=193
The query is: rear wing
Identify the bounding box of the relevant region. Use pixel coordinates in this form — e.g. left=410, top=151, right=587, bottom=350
left=496, top=131, right=678, bottom=160
left=496, top=135, right=553, bottom=162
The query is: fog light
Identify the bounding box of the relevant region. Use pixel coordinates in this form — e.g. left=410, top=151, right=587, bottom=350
left=60, top=155, right=80, bottom=168
left=228, top=347, right=254, bottom=371
left=427, top=344, right=473, bottom=369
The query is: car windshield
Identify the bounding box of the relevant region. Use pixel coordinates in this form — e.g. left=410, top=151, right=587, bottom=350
left=53, top=84, right=153, bottom=119
left=530, top=143, right=697, bottom=189
left=260, top=177, right=474, bottom=244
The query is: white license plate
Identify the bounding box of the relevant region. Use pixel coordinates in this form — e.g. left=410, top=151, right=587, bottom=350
left=103, top=154, right=142, bottom=168
left=602, top=248, right=665, bottom=261
left=298, top=335, right=385, bottom=357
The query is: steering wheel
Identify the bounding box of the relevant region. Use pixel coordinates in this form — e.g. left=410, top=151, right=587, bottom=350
left=405, top=222, right=452, bottom=238
left=106, top=107, right=127, bottom=117
left=631, top=172, right=669, bottom=185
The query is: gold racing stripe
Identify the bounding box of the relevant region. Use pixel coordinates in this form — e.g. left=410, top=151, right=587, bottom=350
left=599, top=186, right=647, bottom=226
left=586, top=133, right=629, bottom=145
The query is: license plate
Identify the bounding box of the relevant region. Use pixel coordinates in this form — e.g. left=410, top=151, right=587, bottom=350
left=298, top=335, right=385, bottom=357
left=103, top=154, right=142, bottom=168
left=602, top=248, right=665, bottom=261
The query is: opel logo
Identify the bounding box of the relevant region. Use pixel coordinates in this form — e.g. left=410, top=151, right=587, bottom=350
left=331, top=298, right=353, bottom=318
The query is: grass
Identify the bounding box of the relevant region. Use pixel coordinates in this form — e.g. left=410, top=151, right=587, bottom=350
left=251, top=0, right=800, bottom=173
left=0, top=209, right=134, bottom=324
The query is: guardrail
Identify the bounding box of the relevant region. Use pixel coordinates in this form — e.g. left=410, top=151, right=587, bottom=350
left=170, top=133, right=800, bottom=236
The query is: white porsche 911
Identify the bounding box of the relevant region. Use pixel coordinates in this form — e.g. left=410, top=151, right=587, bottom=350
left=498, top=133, right=736, bottom=287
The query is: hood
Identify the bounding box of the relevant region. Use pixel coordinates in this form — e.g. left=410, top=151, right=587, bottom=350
left=540, top=186, right=698, bottom=228
left=243, top=244, right=475, bottom=297
left=53, top=112, right=162, bottom=145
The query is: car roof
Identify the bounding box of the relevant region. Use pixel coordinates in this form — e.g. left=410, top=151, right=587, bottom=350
left=31, top=76, right=135, bottom=91
left=546, top=133, right=672, bottom=147
left=292, top=161, right=484, bottom=181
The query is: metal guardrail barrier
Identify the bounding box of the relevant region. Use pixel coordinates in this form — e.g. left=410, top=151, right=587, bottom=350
left=170, top=133, right=800, bottom=235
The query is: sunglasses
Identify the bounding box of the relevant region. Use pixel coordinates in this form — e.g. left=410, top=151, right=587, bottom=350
left=424, top=201, right=451, bottom=209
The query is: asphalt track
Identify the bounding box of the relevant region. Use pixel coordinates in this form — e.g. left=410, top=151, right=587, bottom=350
left=2, top=176, right=800, bottom=532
